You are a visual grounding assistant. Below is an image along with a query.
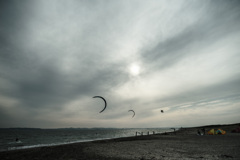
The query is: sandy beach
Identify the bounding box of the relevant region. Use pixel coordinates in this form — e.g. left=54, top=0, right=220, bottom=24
left=0, top=123, right=240, bottom=160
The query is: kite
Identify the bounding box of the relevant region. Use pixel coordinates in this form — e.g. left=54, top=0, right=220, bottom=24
left=93, top=96, right=107, bottom=113
left=128, top=110, right=135, bottom=118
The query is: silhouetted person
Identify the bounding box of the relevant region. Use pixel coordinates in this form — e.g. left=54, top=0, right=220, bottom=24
left=171, top=128, right=176, bottom=135
left=201, top=128, right=205, bottom=135
left=197, top=130, right=201, bottom=135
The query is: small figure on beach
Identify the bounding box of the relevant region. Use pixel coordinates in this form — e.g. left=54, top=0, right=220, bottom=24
left=171, top=128, right=176, bottom=135
left=197, top=130, right=201, bottom=135
left=201, top=128, right=205, bottom=135
left=15, top=137, right=21, bottom=143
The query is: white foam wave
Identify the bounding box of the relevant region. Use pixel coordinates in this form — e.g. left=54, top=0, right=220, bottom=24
left=7, top=137, right=115, bottom=151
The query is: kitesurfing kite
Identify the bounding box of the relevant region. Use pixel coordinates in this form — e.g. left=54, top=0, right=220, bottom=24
left=93, top=96, right=107, bottom=113
left=128, top=110, right=135, bottom=118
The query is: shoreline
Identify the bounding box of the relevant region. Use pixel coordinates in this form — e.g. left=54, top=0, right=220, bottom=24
left=3, top=132, right=170, bottom=152
left=1, top=128, right=174, bottom=152
left=1, top=123, right=240, bottom=160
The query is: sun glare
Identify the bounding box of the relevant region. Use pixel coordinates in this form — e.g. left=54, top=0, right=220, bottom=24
left=129, top=64, right=140, bottom=76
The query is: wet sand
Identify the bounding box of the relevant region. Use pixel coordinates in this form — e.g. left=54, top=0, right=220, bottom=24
left=1, top=123, right=240, bottom=160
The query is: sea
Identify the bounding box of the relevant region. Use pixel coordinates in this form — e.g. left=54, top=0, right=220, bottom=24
left=0, top=128, right=174, bottom=152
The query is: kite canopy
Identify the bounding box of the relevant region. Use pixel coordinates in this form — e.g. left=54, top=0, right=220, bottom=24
left=92, top=96, right=107, bottom=113
left=128, top=110, right=135, bottom=118
left=207, top=129, right=226, bottom=135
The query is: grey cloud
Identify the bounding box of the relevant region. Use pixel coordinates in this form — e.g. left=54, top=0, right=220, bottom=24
left=0, top=0, right=130, bottom=113
left=1, top=58, right=128, bottom=109
left=141, top=0, right=240, bottom=71
left=153, top=77, right=240, bottom=112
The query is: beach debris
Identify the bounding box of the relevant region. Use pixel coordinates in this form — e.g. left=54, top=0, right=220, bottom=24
left=128, top=110, right=135, bottom=118
left=92, top=96, right=107, bottom=113
left=207, top=128, right=226, bottom=135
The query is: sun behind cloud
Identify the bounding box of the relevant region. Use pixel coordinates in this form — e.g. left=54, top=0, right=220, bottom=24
left=129, top=63, right=141, bottom=76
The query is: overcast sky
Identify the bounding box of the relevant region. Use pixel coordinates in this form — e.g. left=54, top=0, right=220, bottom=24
left=0, top=0, right=240, bottom=128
